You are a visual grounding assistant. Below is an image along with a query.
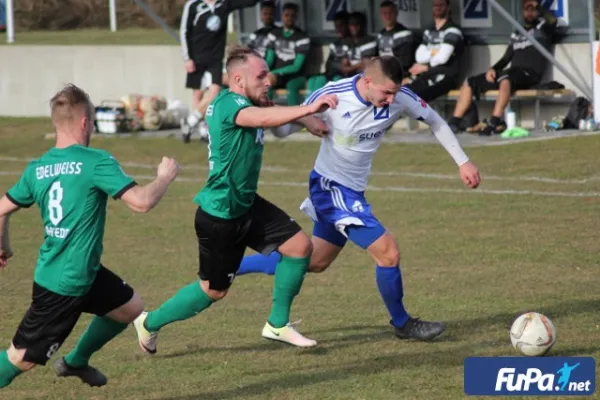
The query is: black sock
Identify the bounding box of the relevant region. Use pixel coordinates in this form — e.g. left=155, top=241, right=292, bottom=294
left=449, top=116, right=462, bottom=126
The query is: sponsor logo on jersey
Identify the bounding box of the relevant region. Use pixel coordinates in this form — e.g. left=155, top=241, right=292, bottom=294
left=358, top=129, right=385, bottom=143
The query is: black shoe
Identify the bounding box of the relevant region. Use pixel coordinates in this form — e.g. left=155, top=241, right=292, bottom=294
left=479, top=118, right=506, bottom=136
left=180, top=118, right=192, bottom=144
left=391, top=317, right=446, bottom=341
left=54, top=357, right=108, bottom=387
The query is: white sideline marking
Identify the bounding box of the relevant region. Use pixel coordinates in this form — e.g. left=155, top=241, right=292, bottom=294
left=1, top=171, right=599, bottom=198
left=1, top=156, right=598, bottom=185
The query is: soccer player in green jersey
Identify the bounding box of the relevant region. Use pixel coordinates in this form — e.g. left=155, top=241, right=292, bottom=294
left=0, top=84, right=180, bottom=389
left=133, top=47, right=338, bottom=350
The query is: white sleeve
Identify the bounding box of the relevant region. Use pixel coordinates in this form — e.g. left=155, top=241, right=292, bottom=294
left=271, top=123, right=304, bottom=138
left=395, top=89, right=469, bottom=166
left=415, top=44, right=431, bottom=64
left=429, top=43, right=455, bottom=67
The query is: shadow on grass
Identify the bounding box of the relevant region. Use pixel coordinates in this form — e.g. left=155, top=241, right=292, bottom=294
left=157, top=329, right=392, bottom=359
left=157, top=298, right=600, bottom=399
left=158, top=344, right=474, bottom=400
left=448, top=297, right=600, bottom=333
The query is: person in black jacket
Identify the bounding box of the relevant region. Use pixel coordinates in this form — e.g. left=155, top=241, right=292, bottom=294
left=447, top=0, right=558, bottom=135
left=339, top=12, right=378, bottom=77
left=180, top=0, right=259, bottom=143
left=306, top=11, right=350, bottom=95
left=265, top=3, right=310, bottom=106
left=403, top=0, right=464, bottom=102
left=247, top=1, right=276, bottom=58
left=377, top=1, right=415, bottom=78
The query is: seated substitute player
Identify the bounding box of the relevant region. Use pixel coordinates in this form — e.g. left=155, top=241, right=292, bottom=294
left=403, top=0, right=464, bottom=102
left=447, top=0, right=558, bottom=136
left=306, top=10, right=350, bottom=95
left=339, top=12, right=378, bottom=77
left=0, top=84, right=179, bottom=389
left=377, top=0, right=415, bottom=78
left=132, top=47, right=338, bottom=352
left=235, top=56, right=481, bottom=342
left=247, top=0, right=276, bottom=59
left=265, top=3, right=310, bottom=106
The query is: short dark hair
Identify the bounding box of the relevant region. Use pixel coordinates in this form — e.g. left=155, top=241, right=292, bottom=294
left=348, top=11, right=367, bottom=26
left=380, top=1, right=397, bottom=9
left=226, top=46, right=262, bottom=71
left=282, top=3, right=298, bottom=12
left=334, top=10, right=349, bottom=21
left=261, top=1, right=275, bottom=9
left=372, top=56, right=404, bottom=84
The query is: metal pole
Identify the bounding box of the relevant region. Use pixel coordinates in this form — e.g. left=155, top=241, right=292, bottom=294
left=6, top=0, right=14, bottom=43
left=489, top=0, right=593, bottom=99
left=588, top=0, right=596, bottom=120
left=133, top=0, right=179, bottom=42
left=109, top=0, right=118, bottom=32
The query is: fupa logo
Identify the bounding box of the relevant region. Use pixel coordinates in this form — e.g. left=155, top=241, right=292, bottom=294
left=464, top=357, right=595, bottom=396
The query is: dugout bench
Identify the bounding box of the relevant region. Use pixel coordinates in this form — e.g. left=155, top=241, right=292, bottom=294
left=272, top=88, right=576, bottom=131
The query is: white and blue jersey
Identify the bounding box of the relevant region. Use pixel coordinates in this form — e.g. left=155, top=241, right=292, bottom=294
left=299, top=74, right=468, bottom=248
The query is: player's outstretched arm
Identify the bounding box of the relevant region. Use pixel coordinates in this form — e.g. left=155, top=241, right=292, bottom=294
left=236, top=94, right=338, bottom=128
left=0, top=196, right=20, bottom=268
left=120, top=157, right=180, bottom=213
left=272, top=115, right=329, bottom=138
left=408, top=101, right=481, bottom=189
left=425, top=111, right=481, bottom=189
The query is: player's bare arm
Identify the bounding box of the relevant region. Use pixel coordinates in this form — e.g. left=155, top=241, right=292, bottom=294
left=0, top=196, right=19, bottom=268
left=236, top=94, right=338, bottom=128
left=120, top=157, right=180, bottom=213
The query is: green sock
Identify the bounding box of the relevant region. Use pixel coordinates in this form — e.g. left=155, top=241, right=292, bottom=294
left=64, top=316, right=127, bottom=368
left=0, top=350, right=23, bottom=388
left=307, top=75, right=327, bottom=95
left=144, top=281, right=214, bottom=332
left=286, top=76, right=307, bottom=106
left=268, top=255, right=309, bottom=328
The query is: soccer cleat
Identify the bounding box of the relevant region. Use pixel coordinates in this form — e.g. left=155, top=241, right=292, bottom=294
left=261, top=321, right=317, bottom=348
left=180, top=118, right=193, bottom=143
left=198, top=120, right=210, bottom=143
left=54, top=357, right=107, bottom=387
left=133, top=312, right=158, bottom=354
left=391, top=317, right=446, bottom=341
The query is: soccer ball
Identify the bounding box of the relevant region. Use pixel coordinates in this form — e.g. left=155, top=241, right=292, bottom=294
left=510, top=312, right=557, bottom=356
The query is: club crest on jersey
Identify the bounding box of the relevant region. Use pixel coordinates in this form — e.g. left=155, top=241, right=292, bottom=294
left=419, top=98, right=427, bottom=108
left=373, top=106, right=389, bottom=120
left=206, top=15, right=222, bottom=32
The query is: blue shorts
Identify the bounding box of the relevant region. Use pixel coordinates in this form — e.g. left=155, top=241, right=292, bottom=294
left=300, top=170, right=386, bottom=249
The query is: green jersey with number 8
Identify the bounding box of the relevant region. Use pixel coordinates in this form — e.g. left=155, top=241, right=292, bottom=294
left=6, top=145, right=136, bottom=296
left=195, top=90, right=265, bottom=219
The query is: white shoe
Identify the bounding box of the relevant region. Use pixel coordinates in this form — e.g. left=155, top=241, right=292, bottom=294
left=262, top=321, right=317, bottom=348
left=133, top=312, right=158, bottom=354
left=199, top=120, right=209, bottom=142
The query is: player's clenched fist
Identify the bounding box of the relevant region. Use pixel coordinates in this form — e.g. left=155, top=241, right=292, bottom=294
left=0, top=248, right=13, bottom=269
left=308, top=94, right=338, bottom=114
left=459, top=161, right=481, bottom=189
left=157, top=157, right=181, bottom=183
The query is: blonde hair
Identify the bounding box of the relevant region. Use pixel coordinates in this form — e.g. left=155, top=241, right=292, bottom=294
left=50, top=84, right=93, bottom=124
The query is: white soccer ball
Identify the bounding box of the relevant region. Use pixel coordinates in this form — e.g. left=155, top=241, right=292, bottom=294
left=510, top=312, right=557, bottom=357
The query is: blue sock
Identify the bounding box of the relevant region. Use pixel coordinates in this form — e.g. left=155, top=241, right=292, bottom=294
left=236, top=252, right=280, bottom=276
left=376, top=265, right=410, bottom=328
